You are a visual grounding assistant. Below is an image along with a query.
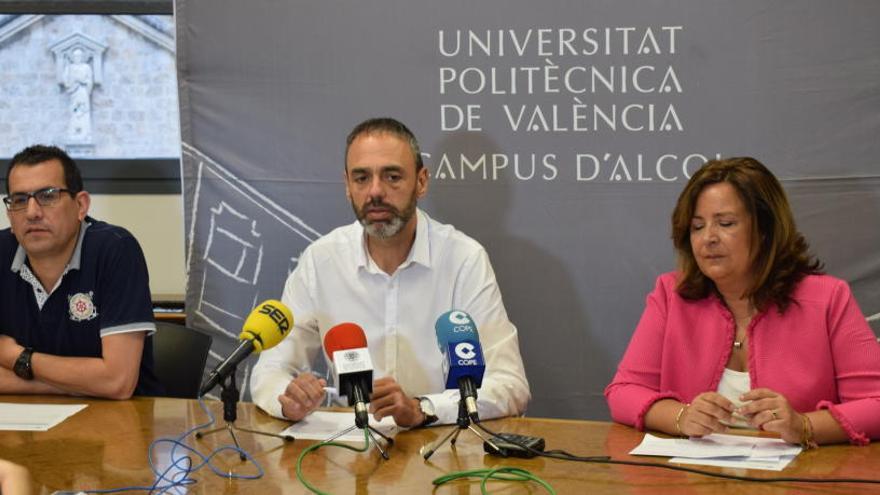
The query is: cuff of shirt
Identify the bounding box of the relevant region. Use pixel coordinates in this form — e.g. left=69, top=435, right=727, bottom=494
left=420, top=389, right=462, bottom=425
left=101, top=322, right=157, bottom=337
left=251, top=372, right=291, bottom=420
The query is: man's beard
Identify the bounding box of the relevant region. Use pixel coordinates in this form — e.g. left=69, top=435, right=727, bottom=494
left=353, top=193, right=417, bottom=239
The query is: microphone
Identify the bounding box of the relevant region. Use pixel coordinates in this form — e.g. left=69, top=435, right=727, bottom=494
left=435, top=310, right=485, bottom=421
left=324, top=322, right=373, bottom=428
left=199, top=299, right=293, bottom=397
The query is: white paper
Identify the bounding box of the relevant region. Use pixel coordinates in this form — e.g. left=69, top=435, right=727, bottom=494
left=630, top=433, right=801, bottom=471
left=0, top=403, right=87, bottom=431
left=670, top=454, right=797, bottom=471
left=630, top=433, right=752, bottom=458
left=738, top=436, right=802, bottom=458
left=279, top=410, right=399, bottom=443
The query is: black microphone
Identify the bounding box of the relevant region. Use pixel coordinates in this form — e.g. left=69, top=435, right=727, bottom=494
left=199, top=300, right=293, bottom=397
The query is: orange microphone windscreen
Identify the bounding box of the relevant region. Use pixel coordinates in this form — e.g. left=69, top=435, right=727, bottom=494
left=323, top=322, right=368, bottom=361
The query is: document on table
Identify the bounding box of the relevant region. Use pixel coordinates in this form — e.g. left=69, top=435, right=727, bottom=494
left=0, top=403, right=87, bottom=431
left=630, top=433, right=802, bottom=471
left=279, top=411, right=399, bottom=443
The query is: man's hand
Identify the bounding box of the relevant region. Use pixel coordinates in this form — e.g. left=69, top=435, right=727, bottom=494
left=369, top=376, right=424, bottom=427
left=0, top=458, right=32, bottom=495
left=0, top=335, right=24, bottom=370
left=0, top=332, right=144, bottom=399
left=277, top=373, right=326, bottom=422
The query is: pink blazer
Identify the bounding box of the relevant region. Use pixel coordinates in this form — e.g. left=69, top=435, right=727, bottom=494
left=605, top=272, right=880, bottom=445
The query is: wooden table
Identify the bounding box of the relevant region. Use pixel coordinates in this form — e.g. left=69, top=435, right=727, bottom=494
left=1, top=396, right=879, bottom=494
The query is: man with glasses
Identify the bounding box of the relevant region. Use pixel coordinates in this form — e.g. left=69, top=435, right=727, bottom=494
left=0, top=145, right=161, bottom=398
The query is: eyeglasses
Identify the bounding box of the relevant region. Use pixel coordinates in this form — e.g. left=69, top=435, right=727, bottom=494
left=3, top=187, right=75, bottom=211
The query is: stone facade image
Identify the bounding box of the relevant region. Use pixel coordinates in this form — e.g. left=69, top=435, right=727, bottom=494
left=0, top=14, right=179, bottom=158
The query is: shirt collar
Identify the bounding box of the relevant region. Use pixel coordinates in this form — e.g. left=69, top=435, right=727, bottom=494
left=408, top=208, right=431, bottom=268
left=10, top=218, right=91, bottom=273
left=356, top=208, right=431, bottom=273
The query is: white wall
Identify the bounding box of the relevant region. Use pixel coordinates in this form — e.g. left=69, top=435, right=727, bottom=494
left=0, top=194, right=186, bottom=297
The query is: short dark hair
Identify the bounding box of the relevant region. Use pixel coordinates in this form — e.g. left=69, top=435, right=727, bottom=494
left=345, top=117, right=424, bottom=171
left=671, top=157, right=823, bottom=312
left=6, top=145, right=84, bottom=195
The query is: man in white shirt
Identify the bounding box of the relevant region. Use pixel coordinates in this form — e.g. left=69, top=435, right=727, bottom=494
left=250, top=118, right=530, bottom=427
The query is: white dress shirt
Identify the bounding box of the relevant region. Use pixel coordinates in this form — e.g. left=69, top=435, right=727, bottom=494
left=250, top=208, right=530, bottom=425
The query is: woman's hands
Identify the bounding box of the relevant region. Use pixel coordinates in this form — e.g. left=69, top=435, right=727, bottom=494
left=677, top=392, right=734, bottom=437
left=676, top=388, right=805, bottom=444
left=738, top=388, right=803, bottom=443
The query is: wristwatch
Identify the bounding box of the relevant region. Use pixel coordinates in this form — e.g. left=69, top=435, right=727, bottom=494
left=417, top=397, right=439, bottom=427
left=13, top=347, right=34, bottom=381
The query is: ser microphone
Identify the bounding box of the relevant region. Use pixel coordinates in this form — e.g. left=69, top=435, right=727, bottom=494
left=199, top=299, right=293, bottom=397
left=435, top=310, right=486, bottom=421
left=324, top=322, right=373, bottom=429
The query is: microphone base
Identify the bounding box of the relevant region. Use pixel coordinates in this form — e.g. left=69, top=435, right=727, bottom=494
left=196, top=421, right=295, bottom=459
left=324, top=422, right=394, bottom=460
left=422, top=398, right=494, bottom=461
left=195, top=366, right=294, bottom=456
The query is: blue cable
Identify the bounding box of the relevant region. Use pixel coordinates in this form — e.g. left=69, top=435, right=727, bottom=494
left=61, top=397, right=266, bottom=494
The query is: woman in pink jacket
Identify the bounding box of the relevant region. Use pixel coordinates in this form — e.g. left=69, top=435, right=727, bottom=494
left=605, top=157, right=880, bottom=446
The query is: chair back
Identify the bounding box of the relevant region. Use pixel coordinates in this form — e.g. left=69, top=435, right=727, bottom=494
left=152, top=322, right=213, bottom=399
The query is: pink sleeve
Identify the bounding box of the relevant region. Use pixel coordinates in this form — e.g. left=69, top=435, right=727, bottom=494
left=817, top=280, right=880, bottom=445
left=605, top=276, right=682, bottom=430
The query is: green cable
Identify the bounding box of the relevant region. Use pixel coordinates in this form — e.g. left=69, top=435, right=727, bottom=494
left=296, top=429, right=371, bottom=495
left=296, top=433, right=555, bottom=495
left=433, top=466, right=556, bottom=494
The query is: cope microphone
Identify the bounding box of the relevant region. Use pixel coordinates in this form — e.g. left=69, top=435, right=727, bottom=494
left=199, top=300, right=293, bottom=397
left=435, top=310, right=486, bottom=421
left=324, top=323, right=374, bottom=428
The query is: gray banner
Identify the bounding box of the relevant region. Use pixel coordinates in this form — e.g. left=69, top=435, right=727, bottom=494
left=177, top=0, right=880, bottom=418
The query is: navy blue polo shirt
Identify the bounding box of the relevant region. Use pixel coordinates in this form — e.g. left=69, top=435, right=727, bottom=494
left=0, top=217, right=162, bottom=396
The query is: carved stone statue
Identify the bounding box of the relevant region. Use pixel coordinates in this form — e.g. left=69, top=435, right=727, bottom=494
left=62, top=48, right=94, bottom=143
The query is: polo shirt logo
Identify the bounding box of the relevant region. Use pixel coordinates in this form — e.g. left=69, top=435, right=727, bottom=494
left=69, top=292, right=98, bottom=322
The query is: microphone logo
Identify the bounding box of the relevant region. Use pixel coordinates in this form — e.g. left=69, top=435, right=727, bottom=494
left=259, top=303, right=291, bottom=332
left=454, top=342, right=477, bottom=360
left=448, top=310, right=471, bottom=325
left=343, top=350, right=360, bottom=362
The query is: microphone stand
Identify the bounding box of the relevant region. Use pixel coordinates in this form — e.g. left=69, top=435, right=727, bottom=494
left=196, top=365, right=294, bottom=459
left=323, top=387, right=394, bottom=460
left=422, top=398, right=499, bottom=460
